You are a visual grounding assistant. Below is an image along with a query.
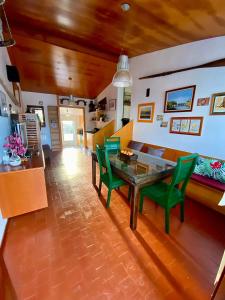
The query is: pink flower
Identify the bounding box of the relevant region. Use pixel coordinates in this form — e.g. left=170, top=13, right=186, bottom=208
left=3, top=133, right=27, bottom=157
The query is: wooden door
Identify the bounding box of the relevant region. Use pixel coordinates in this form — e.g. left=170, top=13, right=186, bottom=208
left=47, top=106, right=62, bottom=151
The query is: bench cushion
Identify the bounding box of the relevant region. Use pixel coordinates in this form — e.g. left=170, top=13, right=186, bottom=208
left=194, top=156, right=225, bottom=183
left=191, top=174, right=225, bottom=192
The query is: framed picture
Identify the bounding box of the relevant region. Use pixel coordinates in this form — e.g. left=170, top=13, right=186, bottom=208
left=137, top=102, right=155, bottom=123
left=108, top=99, right=116, bottom=111
left=170, top=117, right=203, bottom=136
left=211, top=92, right=225, bottom=115
left=156, top=114, right=163, bottom=121
left=136, top=162, right=149, bottom=174
left=164, top=85, right=196, bottom=113
left=180, top=119, right=190, bottom=133
left=197, top=97, right=210, bottom=106
left=0, top=91, right=8, bottom=117
left=27, top=105, right=46, bottom=127
left=160, top=121, right=168, bottom=128
left=13, top=82, right=21, bottom=107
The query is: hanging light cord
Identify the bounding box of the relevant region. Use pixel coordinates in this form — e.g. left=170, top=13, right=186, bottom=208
left=2, top=5, right=13, bottom=39
left=120, top=4, right=131, bottom=56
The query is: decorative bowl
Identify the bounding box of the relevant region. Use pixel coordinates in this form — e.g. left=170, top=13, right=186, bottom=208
left=9, top=156, right=21, bottom=167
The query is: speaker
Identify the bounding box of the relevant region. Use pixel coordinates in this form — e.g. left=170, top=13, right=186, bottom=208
left=6, top=65, right=20, bottom=82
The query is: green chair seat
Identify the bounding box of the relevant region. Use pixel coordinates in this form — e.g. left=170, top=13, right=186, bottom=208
left=139, top=153, right=198, bottom=234
left=101, top=173, right=126, bottom=189
left=141, top=182, right=183, bottom=208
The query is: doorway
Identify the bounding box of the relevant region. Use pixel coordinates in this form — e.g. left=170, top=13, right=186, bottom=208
left=59, top=107, right=85, bottom=148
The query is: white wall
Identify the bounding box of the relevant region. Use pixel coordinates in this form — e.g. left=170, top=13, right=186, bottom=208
left=96, top=84, right=117, bottom=123
left=22, top=91, right=57, bottom=147
left=130, top=37, right=225, bottom=160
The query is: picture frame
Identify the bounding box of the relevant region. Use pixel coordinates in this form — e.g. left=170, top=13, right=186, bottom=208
left=164, top=85, right=196, bottom=113
left=0, top=91, right=8, bottom=117
left=137, top=102, right=155, bottom=123
left=160, top=121, right=168, bottom=128
left=156, top=114, right=163, bottom=121
left=170, top=117, right=203, bottom=136
left=210, top=92, right=225, bottom=115
left=13, top=82, right=21, bottom=107
left=108, top=99, right=116, bottom=111
left=27, top=105, right=46, bottom=127
left=197, top=97, right=210, bottom=106
left=136, top=162, right=149, bottom=174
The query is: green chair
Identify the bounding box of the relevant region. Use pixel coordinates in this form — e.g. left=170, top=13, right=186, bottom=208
left=96, top=144, right=130, bottom=208
left=139, top=153, right=198, bottom=234
left=104, top=137, right=120, bottom=154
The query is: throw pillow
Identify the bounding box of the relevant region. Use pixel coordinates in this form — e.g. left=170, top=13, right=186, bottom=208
left=147, top=147, right=165, bottom=158
left=194, top=156, right=225, bottom=183
left=127, top=141, right=144, bottom=152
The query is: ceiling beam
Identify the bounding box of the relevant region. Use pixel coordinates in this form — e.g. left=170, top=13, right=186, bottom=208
left=139, top=58, right=225, bottom=79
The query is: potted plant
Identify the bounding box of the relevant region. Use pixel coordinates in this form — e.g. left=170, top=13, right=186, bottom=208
left=4, top=133, right=27, bottom=166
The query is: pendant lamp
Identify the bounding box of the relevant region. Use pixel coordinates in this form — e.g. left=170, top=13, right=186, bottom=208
left=112, top=3, right=132, bottom=87
left=0, top=2, right=15, bottom=47
left=112, top=54, right=132, bottom=87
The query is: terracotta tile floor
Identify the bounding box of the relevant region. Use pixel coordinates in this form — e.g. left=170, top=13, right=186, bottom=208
left=3, top=148, right=225, bottom=300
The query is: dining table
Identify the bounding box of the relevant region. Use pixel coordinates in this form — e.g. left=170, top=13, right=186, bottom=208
left=91, top=149, right=176, bottom=230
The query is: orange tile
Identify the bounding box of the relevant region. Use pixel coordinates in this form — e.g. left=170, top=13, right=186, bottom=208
left=2, top=148, right=225, bottom=300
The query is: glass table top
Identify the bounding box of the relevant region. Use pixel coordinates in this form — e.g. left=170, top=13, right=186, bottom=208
left=108, top=150, right=176, bottom=184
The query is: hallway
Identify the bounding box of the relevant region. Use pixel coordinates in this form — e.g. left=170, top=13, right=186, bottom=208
left=2, top=148, right=225, bottom=300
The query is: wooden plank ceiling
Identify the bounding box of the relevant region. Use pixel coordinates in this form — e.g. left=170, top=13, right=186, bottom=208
left=5, top=0, right=225, bottom=98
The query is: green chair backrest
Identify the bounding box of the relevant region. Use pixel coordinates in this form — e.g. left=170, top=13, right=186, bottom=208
left=104, top=147, right=113, bottom=183
left=169, top=153, right=198, bottom=196
left=104, top=137, right=121, bottom=152
left=96, top=144, right=113, bottom=183
left=96, top=144, right=106, bottom=178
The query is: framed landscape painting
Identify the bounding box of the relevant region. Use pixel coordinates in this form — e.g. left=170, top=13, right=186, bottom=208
left=211, top=92, right=225, bottom=115
left=164, top=85, right=196, bottom=113
left=137, top=102, right=155, bottom=123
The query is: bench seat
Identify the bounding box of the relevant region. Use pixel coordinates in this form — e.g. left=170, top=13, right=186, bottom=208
left=127, top=140, right=225, bottom=215
left=191, top=174, right=225, bottom=192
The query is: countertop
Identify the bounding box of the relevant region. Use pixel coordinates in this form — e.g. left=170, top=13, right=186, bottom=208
left=0, top=150, right=44, bottom=173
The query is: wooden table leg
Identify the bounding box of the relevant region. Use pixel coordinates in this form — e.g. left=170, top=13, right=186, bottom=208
left=92, top=154, right=97, bottom=188
left=130, top=185, right=139, bottom=230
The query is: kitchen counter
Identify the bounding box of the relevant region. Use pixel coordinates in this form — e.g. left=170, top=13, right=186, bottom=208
left=0, top=148, right=48, bottom=218
left=0, top=150, right=44, bottom=173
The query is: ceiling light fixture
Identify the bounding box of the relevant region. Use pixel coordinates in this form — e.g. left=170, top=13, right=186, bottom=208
left=112, top=55, right=132, bottom=87
left=68, top=77, right=74, bottom=102
left=112, top=3, right=132, bottom=88
left=0, top=1, right=15, bottom=47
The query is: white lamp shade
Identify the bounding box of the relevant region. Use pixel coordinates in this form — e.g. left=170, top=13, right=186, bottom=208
left=112, top=55, right=132, bottom=87
left=112, top=70, right=132, bottom=87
